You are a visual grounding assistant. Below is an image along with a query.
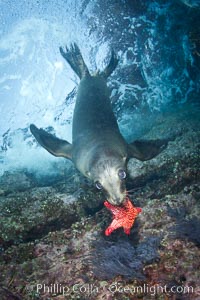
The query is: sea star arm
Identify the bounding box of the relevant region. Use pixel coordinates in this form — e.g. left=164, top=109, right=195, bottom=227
left=104, top=198, right=142, bottom=236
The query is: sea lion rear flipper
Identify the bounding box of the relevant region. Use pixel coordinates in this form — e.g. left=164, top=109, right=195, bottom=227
left=30, top=124, right=72, bottom=160
left=127, top=139, right=168, bottom=161
left=100, top=50, right=119, bottom=78
left=59, top=43, right=90, bottom=79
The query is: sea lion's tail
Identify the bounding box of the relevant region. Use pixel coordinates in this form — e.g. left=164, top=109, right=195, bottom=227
left=100, top=50, right=119, bottom=78
left=59, top=43, right=90, bottom=79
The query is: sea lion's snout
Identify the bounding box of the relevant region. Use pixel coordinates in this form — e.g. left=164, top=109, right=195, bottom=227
left=108, top=195, right=126, bottom=206
left=106, top=186, right=127, bottom=205
left=94, top=163, right=127, bottom=206
left=96, top=179, right=126, bottom=205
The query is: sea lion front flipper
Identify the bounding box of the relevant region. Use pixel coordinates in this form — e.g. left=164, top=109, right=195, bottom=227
left=30, top=124, right=72, bottom=160
left=127, top=139, right=168, bottom=161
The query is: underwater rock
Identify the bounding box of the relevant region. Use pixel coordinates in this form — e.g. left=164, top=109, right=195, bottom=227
left=0, top=184, right=102, bottom=250
left=128, top=105, right=200, bottom=195
left=0, top=183, right=200, bottom=299
left=90, top=236, right=161, bottom=280
left=0, top=105, right=199, bottom=299
left=0, top=286, right=22, bottom=300
left=0, top=171, right=35, bottom=195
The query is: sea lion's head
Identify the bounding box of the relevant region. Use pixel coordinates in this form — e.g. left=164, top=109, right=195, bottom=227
left=88, top=155, right=127, bottom=206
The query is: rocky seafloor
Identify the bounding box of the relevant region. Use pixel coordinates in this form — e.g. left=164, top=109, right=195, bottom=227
left=0, top=104, right=200, bottom=300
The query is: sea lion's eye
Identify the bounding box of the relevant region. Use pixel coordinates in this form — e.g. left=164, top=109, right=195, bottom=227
left=118, top=169, right=126, bottom=180
left=95, top=181, right=103, bottom=190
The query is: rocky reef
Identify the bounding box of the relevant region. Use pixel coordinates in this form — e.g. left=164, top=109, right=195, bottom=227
left=0, top=104, right=200, bottom=300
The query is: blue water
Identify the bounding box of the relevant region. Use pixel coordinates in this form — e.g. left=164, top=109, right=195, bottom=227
left=0, top=0, right=199, bottom=175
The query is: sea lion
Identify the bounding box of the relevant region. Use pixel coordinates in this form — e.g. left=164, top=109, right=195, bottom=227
left=30, top=43, right=168, bottom=205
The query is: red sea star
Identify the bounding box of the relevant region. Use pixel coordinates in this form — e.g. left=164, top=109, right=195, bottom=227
left=104, top=198, right=142, bottom=236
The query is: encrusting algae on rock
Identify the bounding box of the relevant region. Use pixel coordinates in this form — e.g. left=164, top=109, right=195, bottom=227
left=104, top=196, right=142, bottom=235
